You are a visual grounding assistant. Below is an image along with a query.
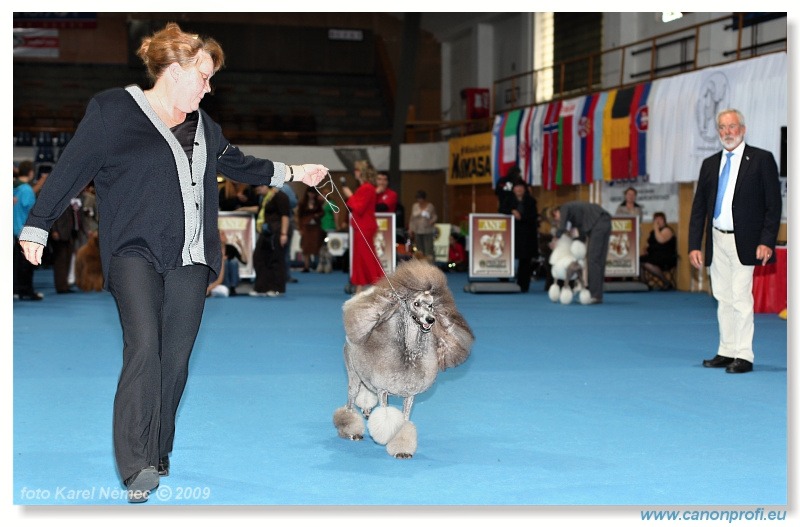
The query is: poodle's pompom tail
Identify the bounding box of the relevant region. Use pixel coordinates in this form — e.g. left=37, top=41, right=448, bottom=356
left=333, top=406, right=365, bottom=440
left=548, top=283, right=561, bottom=302
left=367, top=406, right=405, bottom=445
left=355, top=385, right=378, bottom=415
left=571, top=239, right=587, bottom=260
left=386, top=421, right=417, bottom=459
left=578, top=289, right=593, bottom=305
left=559, top=286, right=574, bottom=304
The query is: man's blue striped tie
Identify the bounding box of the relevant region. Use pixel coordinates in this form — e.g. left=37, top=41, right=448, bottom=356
left=714, top=152, right=734, bottom=219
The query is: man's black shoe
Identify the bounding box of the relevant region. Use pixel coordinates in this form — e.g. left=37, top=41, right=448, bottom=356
left=725, top=358, right=753, bottom=374
left=702, top=355, right=734, bottom=368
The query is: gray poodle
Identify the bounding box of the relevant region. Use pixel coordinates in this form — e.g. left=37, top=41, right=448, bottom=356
left=333, top=258, right=474, bottom=458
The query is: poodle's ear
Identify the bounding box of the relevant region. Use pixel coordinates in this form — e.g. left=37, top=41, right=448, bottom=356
left=432, top=304, right=474, bottom=371
left=342, top=288, right=402, bottom=344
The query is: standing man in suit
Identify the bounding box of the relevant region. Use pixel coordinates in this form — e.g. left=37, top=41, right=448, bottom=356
left=689, top=108, right=782, bottom=374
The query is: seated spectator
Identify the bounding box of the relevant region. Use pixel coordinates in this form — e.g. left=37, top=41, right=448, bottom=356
left=640, top=211, right=678, bottom=290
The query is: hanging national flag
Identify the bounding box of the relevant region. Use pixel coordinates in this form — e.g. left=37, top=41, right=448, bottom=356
left=601, top=89, right=617, bottom=181
left=578, top=93, right=600, bottom=184
left=555, top=97, right=584, bottom=186
left=608, top=86, right=636, bottom=180
left=592, top=91, right=609, bottom=183
left=529, top=104, right=546, bottom=187
left=630, top=82, right=652, bottom=178
left=518, top=106, right=537, bottom=185
left=498, top=109, right=523, bottom=183
left=542, top=100, right=562, bottom=190
left=490, top=113, right=507, bottom=187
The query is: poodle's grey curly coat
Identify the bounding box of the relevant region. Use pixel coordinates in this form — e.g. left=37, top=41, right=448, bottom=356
left=333, top=258, right=474, bottom=458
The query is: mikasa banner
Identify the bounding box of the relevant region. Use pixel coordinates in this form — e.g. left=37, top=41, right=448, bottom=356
left=447, top=132, right=493, bottom=186
left=646, top=52, right=787, bottom=184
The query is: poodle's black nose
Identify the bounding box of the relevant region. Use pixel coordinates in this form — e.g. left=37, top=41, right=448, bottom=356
left=425, top=316, right=435, bottom=324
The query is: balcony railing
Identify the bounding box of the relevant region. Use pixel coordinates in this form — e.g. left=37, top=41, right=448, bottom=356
left=492, top=12, right=787, bottom=115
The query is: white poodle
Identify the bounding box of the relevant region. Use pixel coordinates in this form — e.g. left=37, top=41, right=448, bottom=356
left=548, top=234, right=592, bottom=305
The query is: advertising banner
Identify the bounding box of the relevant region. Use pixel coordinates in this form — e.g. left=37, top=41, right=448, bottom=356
left=448, top=132, right=493, bottom=185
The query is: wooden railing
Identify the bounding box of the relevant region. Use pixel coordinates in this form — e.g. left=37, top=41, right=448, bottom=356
left=492, top=12, right=786, bottom=114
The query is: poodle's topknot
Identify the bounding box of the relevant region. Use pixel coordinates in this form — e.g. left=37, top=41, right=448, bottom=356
left=376, top=258, right=448, bottom=298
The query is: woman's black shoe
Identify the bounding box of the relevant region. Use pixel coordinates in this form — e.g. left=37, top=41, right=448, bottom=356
left=158, top=456, right=169, bottom=476
left=124, top=466, right=159, bottom=503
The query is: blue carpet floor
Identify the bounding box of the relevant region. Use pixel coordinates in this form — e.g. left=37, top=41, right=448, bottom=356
left=10, top=266, right=790, bottom=519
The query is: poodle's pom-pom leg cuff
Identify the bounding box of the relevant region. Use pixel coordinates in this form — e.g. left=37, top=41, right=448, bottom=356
left=367, top=406, right=405, bottom=445
left=559, top=286, right=574, bottom=305
left=548, top=284, right=561, bottom=303
left=333, top=406, right=365, bottom=440
left=386, top=421, right=417, bottom=459
left=355, top=385, right=378, bottom=417
left=579, top=289, right=593, bottom=305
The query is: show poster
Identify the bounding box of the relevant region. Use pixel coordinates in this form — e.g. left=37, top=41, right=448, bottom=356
left=605, top=215, right=640, bottom=277
left=374, top=212, right=396, bottom=274
left=218, top=211, right=257, bottom=279
left=468, top=213, right=514, bottom=279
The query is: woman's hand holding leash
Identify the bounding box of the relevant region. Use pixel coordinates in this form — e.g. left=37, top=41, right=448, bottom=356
left=19, top=240, right=44, bottom=266
left=287, top=164, right=329, bottom=187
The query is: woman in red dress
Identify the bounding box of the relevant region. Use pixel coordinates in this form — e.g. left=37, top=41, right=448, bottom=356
left=342, top=160, right=384, bottom=293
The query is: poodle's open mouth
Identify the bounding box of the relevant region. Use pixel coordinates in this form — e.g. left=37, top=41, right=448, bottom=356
left=412, top=316, right=434, bottom=333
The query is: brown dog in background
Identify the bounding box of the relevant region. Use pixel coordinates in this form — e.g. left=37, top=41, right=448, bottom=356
left=75, top=230, right=104, bottom=292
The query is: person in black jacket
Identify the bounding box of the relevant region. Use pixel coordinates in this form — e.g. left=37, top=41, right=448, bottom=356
left=17, top=22, right=329, bottom=502
left=689, top=108, right=781, bottom=374
left=500, top=179, right=539, bottom=292
left=495, top=165, right=523, bottom=212
left=549, top=201, right=611, bottom=304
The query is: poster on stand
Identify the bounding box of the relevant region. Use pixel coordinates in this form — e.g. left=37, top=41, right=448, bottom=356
left=468, top=213, right=514, bottom=279
left=375, top=212, right=396, bottom=274
left=218, top=211, right=257, bottom=279
left=433, top=223, right=452, bottom=264
left=605, top=215, right=640, bottom=277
